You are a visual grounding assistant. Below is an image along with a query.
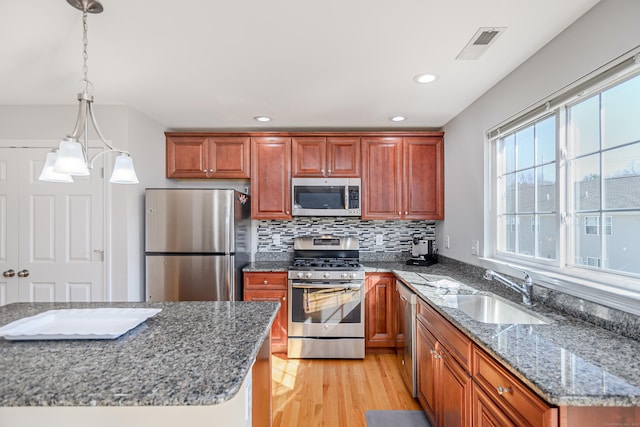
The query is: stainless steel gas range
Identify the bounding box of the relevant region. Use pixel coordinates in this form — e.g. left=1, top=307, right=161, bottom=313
left=287, top=235, right=365, bottom=359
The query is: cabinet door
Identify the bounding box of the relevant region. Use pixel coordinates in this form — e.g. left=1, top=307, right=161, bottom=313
left=292, top=137, right=326, bottom=177
left=473, top=348, right=558, bottom=427
left=208, top=136, right=250, bottom=179
left=361, top=137, right=403, bottom=219
left=365, top=273, right=395, bottom=347
left=251, top=137, right=292, bottom=219
left=244, top=272, right=288, bottom=290
left=417, top=319, right=438, bottom=427
left=166, top=135, right=209, bottom=178
left=403, top=136, right=444, bottom=219
left=327, top=136, right=360, bottom=177
left=441, top=351, right=472, bottom=427
left=244, top=289, right=288, bottom=353
left=473, top=385, right=517, bottom=427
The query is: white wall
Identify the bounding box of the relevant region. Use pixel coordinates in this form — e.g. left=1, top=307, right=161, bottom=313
left=438, top=0, right=640, bottom=266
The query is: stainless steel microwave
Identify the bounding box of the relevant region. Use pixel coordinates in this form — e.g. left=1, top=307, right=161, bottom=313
left=291, top=177, right=361, bottom=217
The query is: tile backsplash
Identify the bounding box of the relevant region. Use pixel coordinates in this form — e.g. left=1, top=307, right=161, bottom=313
left=256, top=218, right=436, bottom=257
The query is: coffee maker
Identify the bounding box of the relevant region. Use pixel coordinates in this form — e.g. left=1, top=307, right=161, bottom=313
left=406, top=236, right=437, bottom=266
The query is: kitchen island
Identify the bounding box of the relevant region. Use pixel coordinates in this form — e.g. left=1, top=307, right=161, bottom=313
left=0, top=301, right=278, bottom=427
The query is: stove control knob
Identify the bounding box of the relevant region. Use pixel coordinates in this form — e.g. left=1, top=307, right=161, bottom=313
left=297, top=272, right=304, bottom=279
left=341, top=272, right=348, bottom=279
left=323, top=272, right=331, bottom=279
left=305, top=272, right=313, bottom=279
left=350, top=273, right=358, bottom=279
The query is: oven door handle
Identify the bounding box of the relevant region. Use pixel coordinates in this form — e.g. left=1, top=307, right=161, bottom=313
left=290, top=282, right=362, bottom=290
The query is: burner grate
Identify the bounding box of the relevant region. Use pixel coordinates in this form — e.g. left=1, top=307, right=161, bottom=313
left=292, top=257, right=362, bottom=270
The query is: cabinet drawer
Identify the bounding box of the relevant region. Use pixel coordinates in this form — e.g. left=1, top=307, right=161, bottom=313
left=418, top=299, right=472, bottom=371
left=473, top=348, right=557, bottom=427
left=243, top=272, right=288, bottom=290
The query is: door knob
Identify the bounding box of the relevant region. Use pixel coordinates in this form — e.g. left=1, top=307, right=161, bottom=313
left=2, top=269, right=15, bottom=278
left=17, top=269, right=29, bottom=278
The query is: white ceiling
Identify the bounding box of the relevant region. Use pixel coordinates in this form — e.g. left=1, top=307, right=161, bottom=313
left=0, top=0, right=600, bottom=130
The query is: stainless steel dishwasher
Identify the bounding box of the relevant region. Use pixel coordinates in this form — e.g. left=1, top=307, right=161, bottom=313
left=395, top=280, right=417, bottom=397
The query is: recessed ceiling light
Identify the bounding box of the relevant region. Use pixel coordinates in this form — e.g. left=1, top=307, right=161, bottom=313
left=413, top=73, right=438, bottom=84
left=390, top=116, right=406, bottom=122
left=254, top=116, right=272, bottom=122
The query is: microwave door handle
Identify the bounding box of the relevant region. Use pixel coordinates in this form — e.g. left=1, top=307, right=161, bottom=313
left=344, top=186, right=349, bottom=209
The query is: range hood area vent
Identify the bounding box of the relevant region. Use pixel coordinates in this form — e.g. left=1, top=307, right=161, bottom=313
left=456, top=27, right=506, bottom=60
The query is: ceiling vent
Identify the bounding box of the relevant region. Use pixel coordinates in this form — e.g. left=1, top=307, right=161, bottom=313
left=456, top=27, right=506, bottom=60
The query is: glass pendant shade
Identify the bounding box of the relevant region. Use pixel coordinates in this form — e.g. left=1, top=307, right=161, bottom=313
left=38, top=151, right=74, bottom=183
left=109, top=154, right=139, bottom=184
left=54, top=139, right=90, bottom=176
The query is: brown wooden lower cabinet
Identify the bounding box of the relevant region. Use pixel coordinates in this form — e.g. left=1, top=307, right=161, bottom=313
left=416, top=302, right=471, bottom=427
left=472, top=347, right=557, bottom=427
left=417, top=297, right=556, bottom=427
left=251, top=332, right=272, bottom=427
left=365, top=273, right=396, bottom=347
left=473, top=384, right=517, bottom=427
left=243, top=272, right=288, bottom=353
left=558, top=406, right=640, bottom=427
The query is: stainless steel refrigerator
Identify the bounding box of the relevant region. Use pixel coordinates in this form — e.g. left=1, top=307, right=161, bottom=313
left=145, top=189, right=251, bottom=302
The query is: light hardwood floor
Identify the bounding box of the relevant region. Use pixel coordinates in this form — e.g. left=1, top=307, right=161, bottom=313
left=271, top=350, right=421, bottom=427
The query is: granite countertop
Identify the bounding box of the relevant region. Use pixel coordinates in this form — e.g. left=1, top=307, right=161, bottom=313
left=0, top=301, right=279, bottom=407
left=244, top=261, right=640, bottom=406
left=243, top=261, right=290, bottom=272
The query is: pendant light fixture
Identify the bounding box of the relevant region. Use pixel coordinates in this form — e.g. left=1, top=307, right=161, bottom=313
left=39, top=0, right=138, bottom=184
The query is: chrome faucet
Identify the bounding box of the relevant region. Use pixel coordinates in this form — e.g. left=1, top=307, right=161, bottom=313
left=483, top=268, right=534, bottom=306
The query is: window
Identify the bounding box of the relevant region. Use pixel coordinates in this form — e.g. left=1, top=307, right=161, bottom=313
left=496, top=115, right=557, bottom=261
left=491, top=63, right=640, bottom=282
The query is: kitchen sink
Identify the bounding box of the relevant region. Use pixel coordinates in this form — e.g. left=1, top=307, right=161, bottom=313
left=442, top=294, right=548, bottom=325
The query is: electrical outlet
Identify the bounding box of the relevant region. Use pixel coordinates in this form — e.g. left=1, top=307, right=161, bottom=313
left=273, top=234, right=281, bottom=245
left=471, top=240, right=479, bottom=256
left=375, top=234, right=384, bottom=246
left=444, top=235, right=450, bottom=249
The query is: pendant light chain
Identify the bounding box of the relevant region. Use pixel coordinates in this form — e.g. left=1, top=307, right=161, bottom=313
left=82, top=9, right=90, bottom=92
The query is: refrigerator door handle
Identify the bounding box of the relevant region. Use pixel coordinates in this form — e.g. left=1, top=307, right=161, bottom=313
left=224, top=202, right=233, bottom=300
left=225, top=202, right=231, bottom=255
left=227, top=256, right=236, bottom=301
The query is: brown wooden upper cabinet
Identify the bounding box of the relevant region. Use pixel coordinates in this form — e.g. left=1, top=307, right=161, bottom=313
left=251, top=137, right=292, bottom=220
left=292, top=136, right=360, bottom=177
left=166, top=133, right=250, bottom=179
left=361, top=134, right=444, bottom=220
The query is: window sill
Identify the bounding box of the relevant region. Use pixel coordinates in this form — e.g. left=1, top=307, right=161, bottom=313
left=479, top=257, right=640, bottom=317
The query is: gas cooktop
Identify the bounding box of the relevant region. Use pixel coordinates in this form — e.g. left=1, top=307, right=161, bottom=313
left=290, top=257, right=363, bottom=270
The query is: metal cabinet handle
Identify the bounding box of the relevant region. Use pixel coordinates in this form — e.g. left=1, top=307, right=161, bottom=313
left=430, top=349, right=441, bottom=359
left=497, top=386, right=512, bottom=395
left=17, top=269, right=30, bottom=278
left=3, top=269, right=15, bottom=278
left=405, top=211, right=408, bottom=215
left=327, top=169, right=331, bottom=175
left=282, top=296, right=286, bottom=301
left=263, top=280, right=268, bottom=285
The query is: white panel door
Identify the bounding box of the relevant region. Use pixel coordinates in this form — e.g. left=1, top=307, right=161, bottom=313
left=0, top=149, right=19, bottom=305
left=0, top=147, right=104, bottom=305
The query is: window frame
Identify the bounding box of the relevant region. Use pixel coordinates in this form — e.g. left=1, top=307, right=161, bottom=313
left=484, top=50, right=640, bottom=316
